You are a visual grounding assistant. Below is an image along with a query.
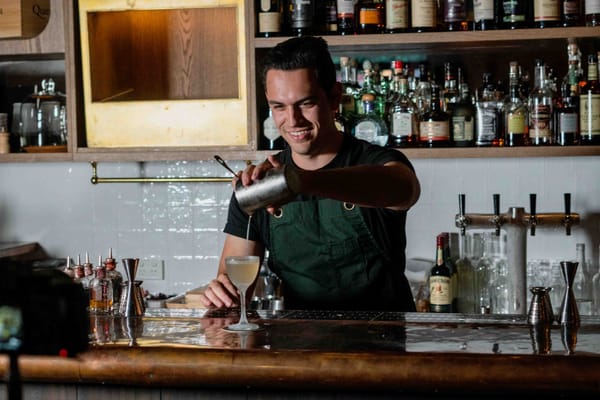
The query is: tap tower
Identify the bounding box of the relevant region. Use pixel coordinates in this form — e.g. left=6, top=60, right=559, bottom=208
left=455, top=193, right=580, bottom=314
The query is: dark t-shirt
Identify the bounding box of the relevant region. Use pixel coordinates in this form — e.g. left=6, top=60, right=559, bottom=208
left=224, top=133, right=416, bottom=310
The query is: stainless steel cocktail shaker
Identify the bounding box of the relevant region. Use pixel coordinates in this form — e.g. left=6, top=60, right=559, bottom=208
left=234, top=165, right=299, bottom=214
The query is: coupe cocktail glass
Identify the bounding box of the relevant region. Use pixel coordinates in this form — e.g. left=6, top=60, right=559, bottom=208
left=224, top=255, right=261, bottom=331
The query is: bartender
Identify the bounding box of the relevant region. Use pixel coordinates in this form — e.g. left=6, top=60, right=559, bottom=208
left=200, top=36, right=420, bottom=311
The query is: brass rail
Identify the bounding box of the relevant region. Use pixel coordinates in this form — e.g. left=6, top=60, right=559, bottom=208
left=89, top=162, right=232, bottom=184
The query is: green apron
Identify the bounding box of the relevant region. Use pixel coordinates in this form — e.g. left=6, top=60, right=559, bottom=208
left=269, top=198, right=401, bottom=310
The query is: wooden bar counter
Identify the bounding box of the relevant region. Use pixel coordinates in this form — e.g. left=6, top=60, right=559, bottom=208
left=1, top=309, right=599, bottom=399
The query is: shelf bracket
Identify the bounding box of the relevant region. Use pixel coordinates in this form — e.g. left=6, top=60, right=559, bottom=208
left=89, top=161, right=232, bottom=184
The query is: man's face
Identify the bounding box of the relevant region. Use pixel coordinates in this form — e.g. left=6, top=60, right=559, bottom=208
left=265, top=68, right=337, bottom=157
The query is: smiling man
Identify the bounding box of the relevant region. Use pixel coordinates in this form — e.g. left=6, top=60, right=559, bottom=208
left=200, top=36, right=420, bottom=311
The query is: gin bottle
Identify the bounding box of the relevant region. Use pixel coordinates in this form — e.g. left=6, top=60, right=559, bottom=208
left=389, top=75, right=418, bottom=147
left=528, top=59, right=554, bottom=145
left=354, top=93, right=390, bottom=146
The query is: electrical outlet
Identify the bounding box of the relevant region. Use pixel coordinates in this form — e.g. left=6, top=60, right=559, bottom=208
left=137, top=259, right=164, bottom=280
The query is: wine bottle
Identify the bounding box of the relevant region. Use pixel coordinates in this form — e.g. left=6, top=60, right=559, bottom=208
left=579, top=54, right=600, bottom=145
left=411, top=0, right=438, bottom=32
left=500, top=0, right=530, bottom=29
left=355, top=0, right=385, bottom=34
left=336, top=0, right=356, bottom=34
left=256, top=0, right=283, bottom=37
left=429, top=235, right=452, bottom=313
left=287, top=0, right=316, bottom=36
left=385, top=0, right=410, bottom=33
left=561, top=0, right=583, bottom=26
left=473, top=0, right=500, bottom=30
left=585, top=0, right=600, bottom=26
left=533, top=0, right=560, bottom=28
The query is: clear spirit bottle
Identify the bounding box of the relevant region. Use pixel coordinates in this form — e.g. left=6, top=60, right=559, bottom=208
left=104, top=248, right=123, bottom=314
left=89, top=255, right=114, bottom=315
left=389, top=75, right=418, bottom=147
left=354, top=93, right=390, bottom=146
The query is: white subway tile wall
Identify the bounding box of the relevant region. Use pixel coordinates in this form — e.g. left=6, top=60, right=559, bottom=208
left=0, top=156, right=598, bottom=296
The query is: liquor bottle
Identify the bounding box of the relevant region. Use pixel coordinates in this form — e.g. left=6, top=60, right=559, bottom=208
left=429, top=235, right=452, bottom=313
left=473, top=0, right=500, bottom=30
left=287, top=0, right=315, bottom=36
left=339, top=56, right=361, bottom=127
left=89, top=255, right=114, bottom=314
left=389, top=75, right=418, bottom=147
left=63, top=255, right=74, bottom=278
left=413, top=63, right=433, bottom=117
left=503, top=61, right=528, bottom=146
left=585, top=0, right=600, bottom=26
left=419, top=83, right=451, bottom=147
left=561, top=0, right=583, bottom=26
left=355, top=0, right=385, bottom=34
left=441, top=62, right=459, bottom=112
left=442, top=0, right=470, bottom=30
left=528, top=59, right=554, bottom=145
left=385, top=0, right=410, bottom=32
left=451, top=79, right=476, bottom=147
left=579, top=54, right=600, bottom=145
left=475, top=72, right=502, bottom=146
left=555, top=80, right=580, bottom=145
left=83, top=251, right=95, bottom=281
left=260, top=107, right=285, bottom=150
left=566, top=40, right=583, bottom=97
left=356, top=60, right=380, bottom=116
left=533, top=0, right=560, bottom=28
left=256, top=0, right=283, bottom=37
left=336, top=0, right=356, bottom=34
left=354, top=93, right=390, bottom=146
left=441, top=232, right=459, bottom=312
left=411, top=0, right=438, bottom=32
left=315, top=0, right=339, bottom=34
left=104, top=247, right=123, bottom=314
left=499, top=0, right=530, bottom=29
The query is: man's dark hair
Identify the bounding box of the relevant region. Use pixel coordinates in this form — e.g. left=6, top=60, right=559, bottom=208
left=261, top=36, right=336, bottom=93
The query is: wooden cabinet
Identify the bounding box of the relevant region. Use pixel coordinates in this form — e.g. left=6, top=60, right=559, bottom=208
left=0, top=1, right=598, bottom=162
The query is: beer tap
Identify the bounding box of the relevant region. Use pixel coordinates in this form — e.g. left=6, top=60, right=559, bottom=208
left=492, top=194, right=502, bottom=236
left=456, top=193, right=469, bottom=236
left=529, top=193, right=537, bottom=236
left=455, top=193, right=580, bottom=315
left=563, top=193, right=573, bottom=236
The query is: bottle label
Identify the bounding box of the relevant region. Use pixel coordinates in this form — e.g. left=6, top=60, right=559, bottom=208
left=558, top=112, right=578, bottom=134
left=502, top=1, right=526, bottom=23
left=386, top=0, right=409, bottom=29
left=430, top=275, right=451, bottom=305
left=585, top=0, right=600, bottom=14
left=474, top=0, right=494, bottom=20
left=529, top=104, right=552, bottom=139
left=412, top=0, right=437, bottom=27
left=259, top=12, right=282, bottom=33
left=290, top=0, right=314, bottom=29
left=444, top=0, right=467, bottom=22
left=580, top=93, right=600, bottom=135
left=359, top=8, right=381, bottom=25
left=337, top=0, right=355, bottom=15
left=392, top=111, right=413, bottom=137
left=534, top=0, right=560, bottom=22
left=507, top=112, right=526, bottom=134
left=475, top=104, right=499, bottom=143
left=419, top=120, right=450, bottom=141
left=452, top=115, right=474, bottom=141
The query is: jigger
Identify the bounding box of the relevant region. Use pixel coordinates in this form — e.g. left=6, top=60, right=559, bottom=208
left=559, top=261, right=580, bottom=327
left=122, top=258, right=144, bottom=317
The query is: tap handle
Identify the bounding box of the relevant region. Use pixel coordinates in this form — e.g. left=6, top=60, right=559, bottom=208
left=529, top=193, right=537, bottom=236
left=564, top=193, right=571, bottom=216
left=458, top=193, right=466, bottom=236
left=493, top=194, right=500, bottom=216
left=564, top=193, right=572, bottom=236
left=493, top=193, right=501, bottom=236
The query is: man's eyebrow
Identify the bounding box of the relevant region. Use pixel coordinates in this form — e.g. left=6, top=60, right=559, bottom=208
left=268, top=95, right=318, bottom=107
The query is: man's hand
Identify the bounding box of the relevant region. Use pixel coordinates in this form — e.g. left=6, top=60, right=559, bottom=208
left=199, top=273, right=239, bottom=308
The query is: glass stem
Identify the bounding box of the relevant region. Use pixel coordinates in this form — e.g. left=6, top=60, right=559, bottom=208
left=238, top=288, right=249, bottom=325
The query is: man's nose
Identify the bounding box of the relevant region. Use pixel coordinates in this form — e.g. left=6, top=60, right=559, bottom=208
left=285, top=106, right=304, bottom=125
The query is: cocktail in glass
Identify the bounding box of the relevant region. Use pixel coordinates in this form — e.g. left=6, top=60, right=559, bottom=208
left=224, top=255, right=261, bottom=331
